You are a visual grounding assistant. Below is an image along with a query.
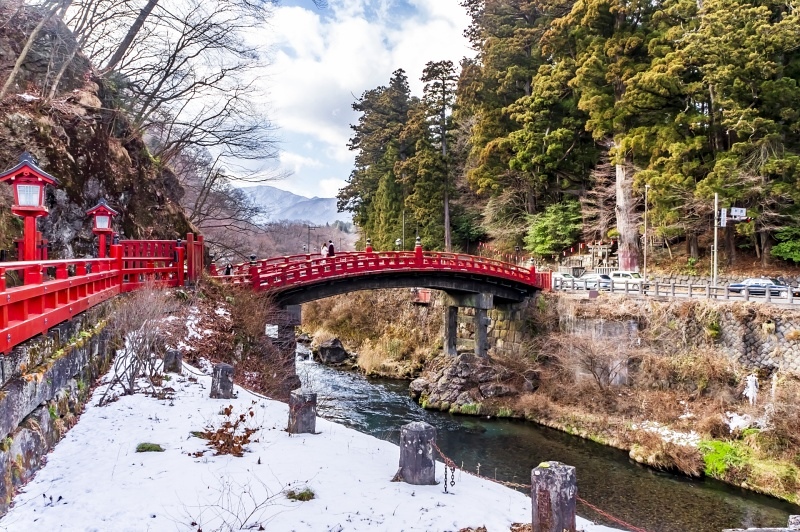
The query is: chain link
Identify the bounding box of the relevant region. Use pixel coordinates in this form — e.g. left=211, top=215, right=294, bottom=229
left=430, top=440, right=650, bottom=532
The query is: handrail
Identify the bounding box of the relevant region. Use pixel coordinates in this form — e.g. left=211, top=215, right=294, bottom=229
left=0, top=234, right=197, bottom=354
left=213, top=250, right=545, bottom=292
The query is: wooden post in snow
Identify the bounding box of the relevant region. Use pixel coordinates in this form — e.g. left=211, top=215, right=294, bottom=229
left=531, top=461, right=577, bottom=532
left=287, top=389, right=317, bottom=434
left=393, top=422, right=436, bottom=485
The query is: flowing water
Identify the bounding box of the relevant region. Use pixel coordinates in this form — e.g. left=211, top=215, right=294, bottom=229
left=296, top=348, right=799, bottom=532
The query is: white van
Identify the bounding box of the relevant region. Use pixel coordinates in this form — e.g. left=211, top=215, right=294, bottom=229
left=610, top=271, right=644, bottom=289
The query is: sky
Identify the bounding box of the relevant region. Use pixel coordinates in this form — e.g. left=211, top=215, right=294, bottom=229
left=248, top=0, right=473, bottom=198
left=0, top=305, right=619, bottom=532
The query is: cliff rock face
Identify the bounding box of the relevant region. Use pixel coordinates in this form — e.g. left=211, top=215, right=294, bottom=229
left=0, top=2, right=192, bottom=258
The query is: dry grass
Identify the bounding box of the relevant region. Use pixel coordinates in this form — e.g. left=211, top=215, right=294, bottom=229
left=302, top=290, right=440, bottom=378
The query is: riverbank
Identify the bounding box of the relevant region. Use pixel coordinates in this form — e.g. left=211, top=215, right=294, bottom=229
left=301, top=291, right=800, bottom=506
left=0, top=360, right=619, bottom=532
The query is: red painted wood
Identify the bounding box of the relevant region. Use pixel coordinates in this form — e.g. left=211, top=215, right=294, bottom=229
left=214, top=251, right=546, bottom=294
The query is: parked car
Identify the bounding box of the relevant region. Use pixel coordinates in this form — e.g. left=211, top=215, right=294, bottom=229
left=727, top=278, right=800, bottom=297
left=610, top=270, right=645, bottom=289
left=551, top=272, right=577, bottom=289
left=576, top=273, right=613, bottom=290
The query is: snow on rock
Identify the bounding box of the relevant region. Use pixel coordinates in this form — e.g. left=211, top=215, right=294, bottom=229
left=632, top=421, right=701, bottom=447
left=725, top=412, right=754, bottom=433
left=0, top=365, right=620, bottom=532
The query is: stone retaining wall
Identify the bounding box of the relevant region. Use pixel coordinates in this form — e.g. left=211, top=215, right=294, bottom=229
left=453, top=293, right=800, bottom=374
left=0, top=307, right=113, bottom=515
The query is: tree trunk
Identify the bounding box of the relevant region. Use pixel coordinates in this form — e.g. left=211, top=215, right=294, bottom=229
left=686, top=233, right=699, bottom=259
left=724, top=226, right=736, bottom=266
left=761, top=230, right=772, bottom=267
left=441, top=107, right=451, bottom=252
left=0, top=0, right=67, bottom=100
left=613, top=150, right=638, bottom=271
left=101, top=0, right=159, bottom=74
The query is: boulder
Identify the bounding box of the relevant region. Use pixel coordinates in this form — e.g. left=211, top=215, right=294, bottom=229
left=315, top=338, right=350, bottom=365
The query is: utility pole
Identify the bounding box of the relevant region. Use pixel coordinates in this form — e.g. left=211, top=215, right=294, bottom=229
left=643, top=185, right=649, bottom=280
left=305, top=223, right=319, bottom=254
left=713, top=193, right=719, bottom=287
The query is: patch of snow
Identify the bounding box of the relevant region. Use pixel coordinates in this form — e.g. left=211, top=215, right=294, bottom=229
left=725, top=412, right=754, bottom=433
left=265, top=324, right=278, bottom=338
left=17, top=93, right=39, bottom=102
left=0, top=363, right=621, bottom=532
left=214, top=307, right=230, bottom=318
left=632, top=421, right=701, bottom=447
left=196, top=357, right=215, bottom=375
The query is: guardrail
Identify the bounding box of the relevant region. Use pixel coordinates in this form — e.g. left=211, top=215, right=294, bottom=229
left=1, top=233, right=204, bottom=354
left=552, top=279, right=800, bottom=305
left=211, top=248, right=549, bottom=292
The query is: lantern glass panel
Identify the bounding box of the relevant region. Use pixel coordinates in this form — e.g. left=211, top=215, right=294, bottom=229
left=16, top=184, right=40, bottom=207
left=95, top=215, right=110, bottom=229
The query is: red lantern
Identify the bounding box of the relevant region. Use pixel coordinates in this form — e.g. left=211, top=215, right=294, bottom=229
left=0, top=152, right=59, bottom=260
left=86, top=199, right=119, bottom=258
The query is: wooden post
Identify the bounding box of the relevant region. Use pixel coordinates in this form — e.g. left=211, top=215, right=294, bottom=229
left=287, top=389, right=317, bottom=434
left=394, top=421, right=436, bottom=485
left=210, top=363, right=234, bottom=399
left=163, top=349, right=182, bottom=373
left=671, top=281, right=676, bottom=297
left=531, top=461, right=577, bottom=532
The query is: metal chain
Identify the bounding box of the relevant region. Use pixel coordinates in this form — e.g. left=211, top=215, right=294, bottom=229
left=430, top=440, right=650, bottom=532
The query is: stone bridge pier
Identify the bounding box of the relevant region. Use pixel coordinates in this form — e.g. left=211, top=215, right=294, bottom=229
left=444, top=292, right=493, bottom=357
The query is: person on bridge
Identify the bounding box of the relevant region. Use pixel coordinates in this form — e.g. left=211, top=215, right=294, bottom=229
left=328, top=240, right=335, bottom=257
left=320, top=242, right=328, bottom=258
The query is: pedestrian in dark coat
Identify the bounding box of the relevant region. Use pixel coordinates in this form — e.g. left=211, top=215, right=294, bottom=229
left=327, top=240, right=335, bottom=257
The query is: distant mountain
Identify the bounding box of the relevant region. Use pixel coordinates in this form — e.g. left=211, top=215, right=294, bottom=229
left=240, top=185, right=352, bottom=226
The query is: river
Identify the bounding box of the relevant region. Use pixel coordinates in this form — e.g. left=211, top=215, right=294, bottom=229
left=296, top=348, right=799, bottom=532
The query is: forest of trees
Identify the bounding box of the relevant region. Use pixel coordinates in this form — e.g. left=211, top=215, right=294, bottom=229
left=338, top=0, right=800, bottom=269
left=1, top=0, right=333, bottom=260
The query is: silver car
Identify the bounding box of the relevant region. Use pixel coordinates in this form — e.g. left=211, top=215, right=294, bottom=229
left=577, top=273, right=612, bottom=290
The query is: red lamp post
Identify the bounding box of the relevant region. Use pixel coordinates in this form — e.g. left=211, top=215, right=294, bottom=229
left=0, top=152, right=59, bottom=261
left=86, top=199, right=118, bottom=258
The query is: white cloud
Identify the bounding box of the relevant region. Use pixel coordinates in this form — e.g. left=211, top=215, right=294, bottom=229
left=248, top=0, right=472, bottom=198
left=319, top=178, right=348, bottom=197
left=279, top=151, right=323, bottom=174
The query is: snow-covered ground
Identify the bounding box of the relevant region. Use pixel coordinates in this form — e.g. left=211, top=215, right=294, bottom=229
left=0, top=365, right=620, bottom=531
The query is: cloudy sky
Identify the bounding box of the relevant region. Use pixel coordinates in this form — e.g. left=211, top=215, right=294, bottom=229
left=251, top=0, right=473, bottom=198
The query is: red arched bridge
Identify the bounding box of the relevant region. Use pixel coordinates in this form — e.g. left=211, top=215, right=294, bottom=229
left=0, top=234, right=549, bottom=355
left=211, top=244, right=550, bottom=306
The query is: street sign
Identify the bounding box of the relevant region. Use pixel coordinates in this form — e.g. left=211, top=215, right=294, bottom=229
left=720, top=208, right=727, bottom=227
left=730, top=207, right=746, bottom=218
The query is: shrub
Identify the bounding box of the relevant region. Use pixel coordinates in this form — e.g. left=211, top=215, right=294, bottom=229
left=286, top=487, right=315, bottom=502
left=699, top=440, right=749, bottom=477
left=136, top=442, right=164, bottom=452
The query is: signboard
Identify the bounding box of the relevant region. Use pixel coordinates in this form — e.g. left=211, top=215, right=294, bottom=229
left=730, top=207, right=746, bottom=218
left=720, top=208, right=727, bottom=227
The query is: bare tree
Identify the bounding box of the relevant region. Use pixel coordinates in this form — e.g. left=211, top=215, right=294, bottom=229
left=0, top=0, right=72, bottom=99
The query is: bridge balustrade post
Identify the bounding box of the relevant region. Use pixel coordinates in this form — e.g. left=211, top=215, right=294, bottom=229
left=414, top=236, right=423, bottom=266
left=186, top=233, right=195, bottom=282
left=0, top=267, right=5, bottom=292
left=111, top=236, right=123, bottom=289
left=176, top=242, right=185, bottom=287
left=654, top=281, right=659, bottom=297
left=670, top=281, right=676, bottom=298
left=24, top=264, right=42, bottom=285
left=249, top=255, right=259, bottom=291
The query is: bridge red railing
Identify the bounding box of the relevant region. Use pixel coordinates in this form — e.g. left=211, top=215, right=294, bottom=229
left=212, top=248, right=549, bottom=292
left=1, top=233, right=203, bottom=354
